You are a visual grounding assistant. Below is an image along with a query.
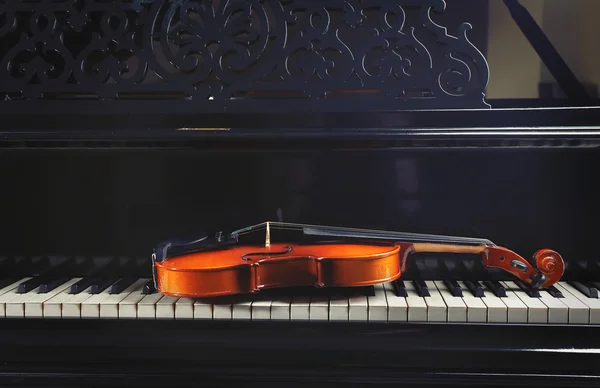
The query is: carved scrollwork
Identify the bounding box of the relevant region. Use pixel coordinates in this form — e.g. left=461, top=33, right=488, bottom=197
left=0, top=0, right=490, bottom=109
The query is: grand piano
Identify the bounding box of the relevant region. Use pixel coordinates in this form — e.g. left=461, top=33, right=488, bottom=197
left=1, top=0, right=599, bottom=386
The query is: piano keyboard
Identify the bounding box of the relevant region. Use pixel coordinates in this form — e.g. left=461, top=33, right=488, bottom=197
left=1, top=276, right=599, bottom=324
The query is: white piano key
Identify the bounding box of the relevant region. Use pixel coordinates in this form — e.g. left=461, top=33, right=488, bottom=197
left=557, top=282, right=600, bottom=324
left=290, top=296, right=310, bottom=321
left=495, top=283, right=527, bottom=323
left=309, top=296, right=329, bottom=321
left=118, top=283, right=148, bottom=319
left=367, top=284, right=388, bottom=321
left=43, top=284, right=78, bottom=318
left=538, top=289, right=569, bottom=324
left=232, top=296, right=253, bottom=320
left=423, top=281, right=447, bottom=322
left=0, top=278, right=32, bottom=317
left=457, top=281, right=487, bottom=323
left=213, top=297, right=234, bottom=320
left=25, top=278, right=81, bottom=318
left=271, top=296, right=291, bottom=320
left=481, top=284, right=508, bottom=323
left=6, top=286, right=42, bottom=318
left=61, top=286, right=94, bottom=318
left=136, top=292, right=164, bottom=319
left=383, top=282, right=407, bottom=322
left=433, top=281, right=466, bottom=322
left=501, top=281, right=548, bottom=324
left=156, top=295, right=179, bottom=319
left=348, top=293, right=368, bottom=321
left=251, top=296, right=272, bottom=320
left=175, top=298, right=195, bottom=320
left=553, top=282, right=592, bottom=324
left=329, top=295, right=349, bottom=321
left=404, top=281, right=427, bottom=322
left=100, top=279, right=148, bottom=319
left=81, top=284, right=117, bottom=319
left=193, top=299, right=213, bottom=319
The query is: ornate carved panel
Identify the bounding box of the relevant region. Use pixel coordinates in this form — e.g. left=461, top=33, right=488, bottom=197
left=0, top=0, right=490, bottom=112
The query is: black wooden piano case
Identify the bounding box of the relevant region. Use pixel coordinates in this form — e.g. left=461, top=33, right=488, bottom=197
left=1, top=0, right=600, bottom=387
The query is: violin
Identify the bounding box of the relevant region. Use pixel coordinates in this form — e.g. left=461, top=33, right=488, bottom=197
left=151, top=221, right=565, bottom=298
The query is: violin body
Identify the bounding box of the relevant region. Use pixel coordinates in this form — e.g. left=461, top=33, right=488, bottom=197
left=154, top=243, right=402, bottom=298
left=152, top=221, right=566, bottom=298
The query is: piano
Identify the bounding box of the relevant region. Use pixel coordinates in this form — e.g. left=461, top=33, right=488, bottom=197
left=1, top=0, right=600, bottom=386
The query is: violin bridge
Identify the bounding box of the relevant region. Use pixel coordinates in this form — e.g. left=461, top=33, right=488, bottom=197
left=265, top=221, right=271, bottom=247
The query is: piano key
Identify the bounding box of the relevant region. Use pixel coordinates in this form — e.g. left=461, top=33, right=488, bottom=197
left=99, top=278, right=148, bottom=319
left=232, top=296, right=253, bottom=320
left=413, top=280, right=430, bottom=297
left=156, top=295, right=179, bottom=319
left=6, top=285, right=45, bottom=318
left=422, top=281, right=447, bottom=322
left=213, top=297, right=233, bottom=320
left=555, top=282, right=600, bottom=324
left=538, top=288, right=569, bottom=324
left=110, top=277, right=139, bottom=294
left=193, top=299, right=213, bottom=319
left=90, top=277, right=118, bottom=294
left=62, top=286, right=94, bottom=318
left=551, top=282, right=590, bottom=324
left=483, top=280, right=506, bottom=297
left=463, top=280, right=484, bottom=297
left=367, top=284, right=387, bottom=321
left=39, top=277, right=73, bottom=293
left=118, top=282, right=149, bottom=319
left=383, top=282, right=407, bottom=321
left=290, top=296, right=310, bottom=321
left=433, top=281, right=466, bottom=322
left=567, top=281, right=599, bottom=299
left=70, top=276, right=102, bottom=294
left=17, top=278, right=42, bottom=294
left=502, top=281, right=547, bottom=323
left=546, top=285, right=564, bottom=298
left=142, top=280, right=155, bottom=294
left=136, top=292, right=164, bottom=319
left=43, top=281, right=81, bottom=318
left=348, top=293, right=368, bottom=321
left=0, top=278, right=33, bottom=317
left=442, top=280, right=463, bottom=297
left=392, top=280, right=408, bottom=297
left=271, top=296, right=291, bottom=320
left=496, top=282, right=527, bottom=323
left=329, top=294, right=349, bottom=321
left=24, top=278, right=80, bottom=318
left=81, top=282, right=118, bottom=318
left=513, top=279, right=541, bottom=298
left=0, top=278, right=22, bottom=290
left=481, top=283, right=508, bottom=323
left=456, top=281, right=487, bottom=322
left=309, top=295, right=329, bottom=321
left=174, top=298, right=195, bottom=320
left=404, top=281, right=427, bottom=322
left=251, top=296, right=272, bottom=320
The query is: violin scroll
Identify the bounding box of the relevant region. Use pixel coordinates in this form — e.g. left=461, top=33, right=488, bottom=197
left=533, top=248, right=565, bottom=287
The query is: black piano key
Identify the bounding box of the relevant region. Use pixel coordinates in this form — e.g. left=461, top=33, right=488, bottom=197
left=483, top=280, right=506, bottom=297
left=90, top=278, right=118, bottom=294
left=514, top=279, right=541, bottom=298
left=568, top=281, right=599, bottom=298
left=142, top=280, right=156, bottom=294
left=110, top=277, right=138, bottom=294
left=443, top=280, right=463, bottom=297
left=18, top=277, right=42, bottom=293
left=464, top=280, right=484, bottom=297
left=546, top=285, right=564, bottom=298
left=38, top=277, right=71, bottom=293
left=70, top=276, right=101, bottom=294
left=413, top=280, right=430, bottom=297
left=392, top=280, right=408, bottom=297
